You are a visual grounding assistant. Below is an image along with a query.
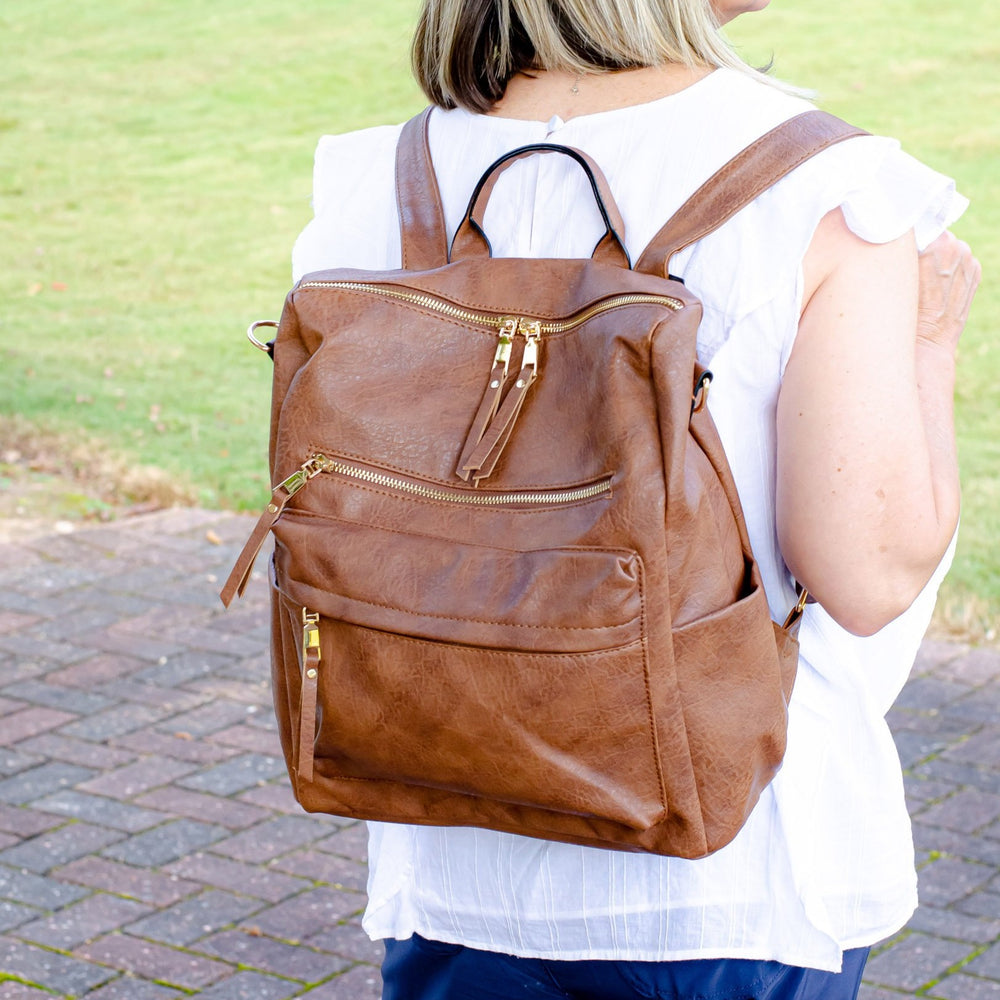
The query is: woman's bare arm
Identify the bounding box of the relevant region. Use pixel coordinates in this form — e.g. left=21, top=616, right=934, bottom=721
left=776, top=213, right=979, bottom=635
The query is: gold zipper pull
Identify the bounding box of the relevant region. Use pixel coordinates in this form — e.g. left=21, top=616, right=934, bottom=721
left=456, top=318, right=518, bottom=482
left=275, top=453, right=332, bottom=502
left=219, top=454, right=331, bottom=608
left=302, top=609, right=321, bottom=662
left=494, top=319, right=517, bottom=374
left=519, top=320, right=541, bottom=372
left=297, top=609, right=321, bottom=783
left=461, top=320, right=541, bottom=485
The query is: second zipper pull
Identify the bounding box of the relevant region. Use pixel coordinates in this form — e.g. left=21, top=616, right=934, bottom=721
left=461, top=320, right=541, bottom=485
left=456, top=317, right=518, bottom=481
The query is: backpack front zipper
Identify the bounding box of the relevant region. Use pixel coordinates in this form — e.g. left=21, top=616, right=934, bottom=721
left=276, top=454, right=613, bottom=508
left=295, top=280, right=685, bottom=335
left=223, top=283, right=668, bottom=606
left=298, top=281, right=684, bottom=485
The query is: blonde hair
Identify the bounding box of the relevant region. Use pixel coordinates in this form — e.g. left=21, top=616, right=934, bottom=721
left=413, top=0, right=775, bottom=113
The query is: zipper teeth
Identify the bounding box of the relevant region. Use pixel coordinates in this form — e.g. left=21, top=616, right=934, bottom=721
left=538, top=293, right=682, bottom=332
left=297, top=281, right=683, bottom=331
left=299, top=282, right=501, bottom=326
left=321, top=457, right=610, bottom=506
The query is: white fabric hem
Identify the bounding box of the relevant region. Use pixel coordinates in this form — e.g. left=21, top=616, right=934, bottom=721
left=367, top=925, right=849, bottom=973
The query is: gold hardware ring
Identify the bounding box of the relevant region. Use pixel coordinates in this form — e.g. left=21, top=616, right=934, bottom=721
left=247, top=320, right=278, bottom=353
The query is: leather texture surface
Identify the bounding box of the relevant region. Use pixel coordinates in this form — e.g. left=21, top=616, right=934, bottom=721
left=223, top=108, right=860, bottom=858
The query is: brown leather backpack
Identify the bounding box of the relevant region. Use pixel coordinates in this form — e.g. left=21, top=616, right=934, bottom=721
left=223, top=108, right=863, bottom=859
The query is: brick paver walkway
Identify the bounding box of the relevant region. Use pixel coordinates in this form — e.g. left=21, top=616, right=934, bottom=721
left=0, top=509, right=996, bottom=998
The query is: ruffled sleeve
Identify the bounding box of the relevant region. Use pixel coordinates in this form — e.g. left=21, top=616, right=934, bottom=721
left=671, top=131, right=965, bottom=371
left=774, top=133, right=967, bottom=370
left=835, top=138, right=966, bottom=251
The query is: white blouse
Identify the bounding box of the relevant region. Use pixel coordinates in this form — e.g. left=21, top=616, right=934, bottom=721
left=292, top=67, right=966, bottom=972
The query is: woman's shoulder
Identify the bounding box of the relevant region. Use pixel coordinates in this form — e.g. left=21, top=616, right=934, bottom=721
left=293, top=122, right=406, bottom=278
left=313, top=121, right=404, bottom=158
left=701, top=67, right=816, bottom=121
left=672, top=69, right=964, bottom=251
left=632, top=67, right=819, bottom=148
left=309, top=122, right=404, bottom=216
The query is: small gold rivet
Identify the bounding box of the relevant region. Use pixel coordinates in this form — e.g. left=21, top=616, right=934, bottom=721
left=515, top=379, right=525, bottom=388
left=267, top=503, right=278, bottom=513
left=306, top=668, right=317, bottom=679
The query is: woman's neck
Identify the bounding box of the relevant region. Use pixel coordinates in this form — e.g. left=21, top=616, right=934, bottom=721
left=489, top=63, right=714, bottom=122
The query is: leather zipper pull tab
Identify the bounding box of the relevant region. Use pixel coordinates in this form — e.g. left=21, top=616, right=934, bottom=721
left=462, top=321, right=540, bottom=484
left=219, top=455, right=330, bottom=607
left=297, top=609, right=321, bottom=784
left=456, top=318, right=517, bottom=482
left=219, top=501, right=283, bottom=608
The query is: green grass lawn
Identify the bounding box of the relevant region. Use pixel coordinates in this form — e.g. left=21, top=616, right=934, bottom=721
left=1, top=0, right=996, bottom=636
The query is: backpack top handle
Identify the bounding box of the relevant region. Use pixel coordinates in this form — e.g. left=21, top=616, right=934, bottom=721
left=395, top=108, right=630, bottom=271
left=449, top=143, right=631, bottom=269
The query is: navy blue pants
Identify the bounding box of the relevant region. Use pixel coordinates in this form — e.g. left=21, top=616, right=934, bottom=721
left=382, top=934, right=870, bottom=1000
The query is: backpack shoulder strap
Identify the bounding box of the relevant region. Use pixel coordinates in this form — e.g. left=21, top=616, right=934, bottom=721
left=395, top=107, right=449, bottom=271
left=634, top=110, right=869, bottom=278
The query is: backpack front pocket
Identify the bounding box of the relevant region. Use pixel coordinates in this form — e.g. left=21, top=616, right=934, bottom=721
left=271, top=508, right=665, bottom=831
